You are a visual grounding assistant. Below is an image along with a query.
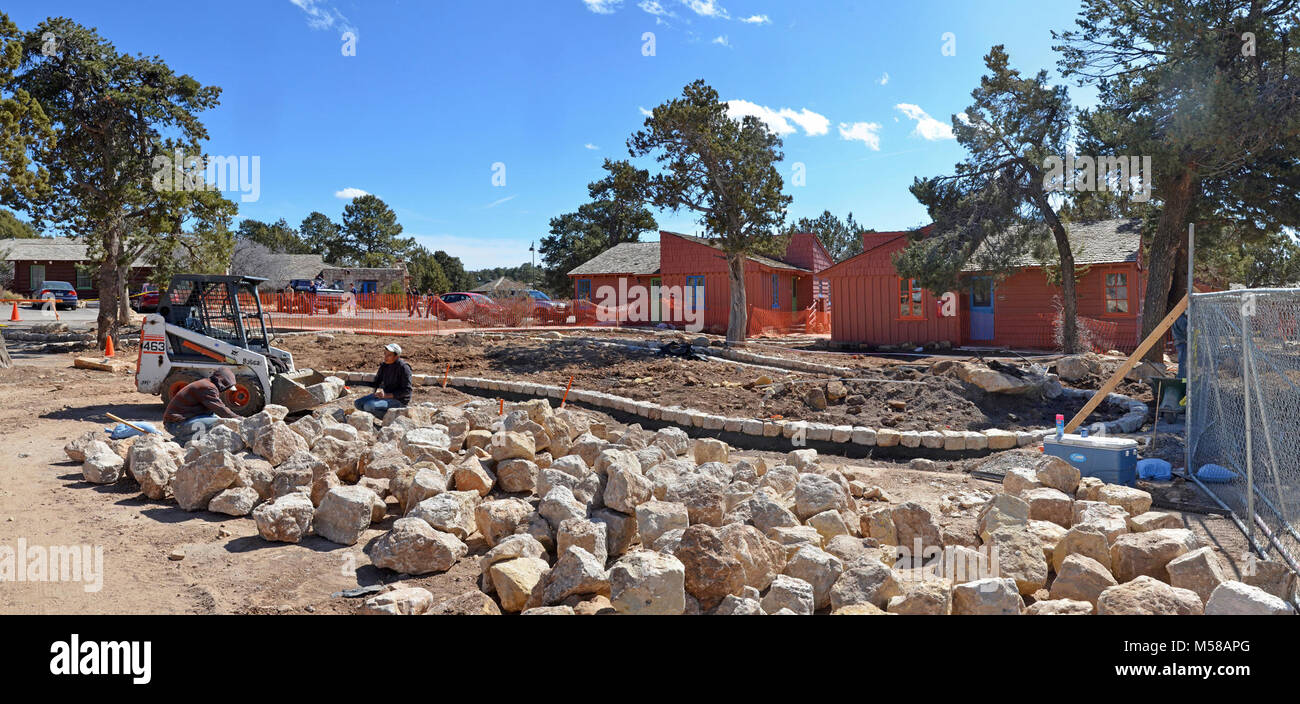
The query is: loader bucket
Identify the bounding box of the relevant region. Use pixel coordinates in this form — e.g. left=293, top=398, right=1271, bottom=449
left=270, top=369, right=348, bottom=412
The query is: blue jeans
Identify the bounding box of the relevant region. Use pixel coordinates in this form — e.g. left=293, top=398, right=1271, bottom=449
left=165, top=414, right=220, bottom=444
left=354, top=394, right=405, bottom=417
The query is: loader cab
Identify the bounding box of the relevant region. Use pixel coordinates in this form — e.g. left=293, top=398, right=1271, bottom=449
left=159, top=275, right=272, bottom=355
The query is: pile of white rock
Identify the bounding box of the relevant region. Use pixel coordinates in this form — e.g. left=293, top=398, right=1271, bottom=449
left=973, top=459, right=1297, bottom=615
left=62, top=398, right=1295, bottom=616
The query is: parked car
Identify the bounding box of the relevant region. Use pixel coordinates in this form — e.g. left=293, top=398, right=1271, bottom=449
left=30, top=280, right=78, bottom=310
left=526, top=289, right=568, bottom=323
left=438, top=292, right=503, bottom=323
left=132, top=284, right=160, bottom=313
left=284, top=279, right=345, bottom=314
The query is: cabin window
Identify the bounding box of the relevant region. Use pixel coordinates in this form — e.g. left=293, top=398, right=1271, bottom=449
left=576, top=279, right=591, bottom=301
left=75, top=266, right=93, bottom=291
left=898, top=277, right=924, bottom=319
left=684, top=275, right=704, bottom=311
left=771, top=274, right=779, bottom=309
left=1105, top=272, right=1129, bottom=314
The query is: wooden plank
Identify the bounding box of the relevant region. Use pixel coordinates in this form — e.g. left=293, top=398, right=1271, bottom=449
left=0, top=334, right=10, bottom=369
left=74, top=356, right=129, bottom=372
left=1064, top=294, right=1188, bottom=433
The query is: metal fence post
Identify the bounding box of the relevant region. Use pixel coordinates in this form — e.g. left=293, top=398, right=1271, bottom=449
left=1242, top=293, right=1255, bottom=547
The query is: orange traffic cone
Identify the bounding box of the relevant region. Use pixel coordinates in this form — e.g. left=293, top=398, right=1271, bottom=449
left=9, top=302, right=19, bottom=321
left=104, top=335, right=115, bottom=358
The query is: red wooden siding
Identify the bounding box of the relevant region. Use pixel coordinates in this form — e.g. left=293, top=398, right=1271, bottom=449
left=659, top=232, right=801, bottom=334
left=826, top=234, right=960, bottom=345
left=13, top=261, right=152, bottom=299
left=959, top=263, right=1145, bottom=350
left=825, top=228, right=1147, bottom=350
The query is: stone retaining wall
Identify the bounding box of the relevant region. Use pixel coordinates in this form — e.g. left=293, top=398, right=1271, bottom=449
left=323, top=369, right=1149, bottom=458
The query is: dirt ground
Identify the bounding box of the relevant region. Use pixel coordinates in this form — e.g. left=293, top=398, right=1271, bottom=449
left=0, top=341, right=1256, bottom=615
left=281, top=331, right=1140, bottom=432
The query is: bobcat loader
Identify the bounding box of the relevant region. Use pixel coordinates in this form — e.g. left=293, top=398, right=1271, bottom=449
left=135, top=274, right=346, bottom=416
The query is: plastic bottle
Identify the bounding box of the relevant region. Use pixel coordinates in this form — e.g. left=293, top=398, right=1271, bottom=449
left=1056, top=413, right=1065, bottom=440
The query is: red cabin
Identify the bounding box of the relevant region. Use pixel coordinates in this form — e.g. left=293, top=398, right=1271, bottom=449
left=823, top=219, right=1148, bottom=352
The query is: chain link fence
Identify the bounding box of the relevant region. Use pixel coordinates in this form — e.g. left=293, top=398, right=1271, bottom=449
left=1188, top=288, right=1300, bottom=574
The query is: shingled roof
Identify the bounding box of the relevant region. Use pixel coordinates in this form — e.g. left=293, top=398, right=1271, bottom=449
left=665, top=232, right=811, bottom=272
left=963, top=218, right=1143, bottom=271
left=567, top=242, right=661, bottom=276
left=0, top=237, right=153, bottom=266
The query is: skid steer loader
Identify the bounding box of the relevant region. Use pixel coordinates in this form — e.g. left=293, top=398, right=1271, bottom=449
left=135, top=274, right=346, bottom=417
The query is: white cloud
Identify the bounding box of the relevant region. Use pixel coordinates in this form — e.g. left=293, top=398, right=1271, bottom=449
left=485, top=194, right=517, bottom=209
left=334, top=187, right=370, bottom=199
left=289, top=0, right=356, bottom=37
left=725, top=100, right=830, bottom=137
left=583, top=0, right=622, bottom=14
left=895, top=103, right=955, bottom=140
left=740, top=14, right=770, bottom=24
left=638, top=106, right=653, bottom=116
left=638, top=0, right=672, bottom=16
left=877, top=72, right=889, bottom=86
left=838, top=122, right=883, bottom=150
left=681, top=0, right=729, bottom=19
left=584, top=143, right=600, bottom=150
left=712, top=35, right=731, bottom=48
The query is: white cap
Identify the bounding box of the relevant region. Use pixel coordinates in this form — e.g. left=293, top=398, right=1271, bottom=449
left=385, top=343, right=402, bottom=355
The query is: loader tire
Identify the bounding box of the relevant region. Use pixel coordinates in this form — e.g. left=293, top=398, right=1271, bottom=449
left=225, top=376, right=266, bottom=418
left=161, top=371, right=203, bottom=407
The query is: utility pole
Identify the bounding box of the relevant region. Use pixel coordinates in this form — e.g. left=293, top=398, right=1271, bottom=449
left=529, top=242, right=536, bottom=290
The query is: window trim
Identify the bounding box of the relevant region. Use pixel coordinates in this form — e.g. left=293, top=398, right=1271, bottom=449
left=576, top=278, right=592, bottom=301
left=771, top=273, right=780, bottom=309
left=898, top=277, right=925, bottom=321
left=1102, top=269, right=1131, bottom=316
left=684, top=275, right=704, bottom=312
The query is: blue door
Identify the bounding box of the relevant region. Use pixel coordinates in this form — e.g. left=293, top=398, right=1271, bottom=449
left=970, top=277, right=994, bottom=341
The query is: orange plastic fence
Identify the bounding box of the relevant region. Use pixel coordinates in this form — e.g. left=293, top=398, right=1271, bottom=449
left=234, top=290, right=826, bottom=338
left=746, top=306, right=831, bottom=337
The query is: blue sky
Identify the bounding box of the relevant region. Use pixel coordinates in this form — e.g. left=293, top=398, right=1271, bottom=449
left=11, top=0, right=1090, bottom=269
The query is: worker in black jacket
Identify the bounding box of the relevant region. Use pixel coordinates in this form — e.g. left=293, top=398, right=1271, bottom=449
left=353, top=343, right=413, bottom=418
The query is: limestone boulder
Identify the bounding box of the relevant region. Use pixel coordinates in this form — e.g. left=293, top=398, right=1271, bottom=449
left=489, top=557, right=550, bottom=613
left=829, top=559, right=903, bottom=611
left=173, top=450, right=242, bottom=511
left=608, top=551, right=687, bottom=615
left=314, top=486, right=380, bottom=546
left=761, top=574, right=815, bottom=615
left=542, top=546, right=610, bottom=605
left=674, top=524, right=745, bottom=610
left=369, top=517, right=467, bottom=575
left=1109, top=528, right=1199, bottom=583
left=208, top=487, right=260, bottom=516
left=1165, top=547, right=1229, bottom=603
left=1096, top=576, right=1203, bottom=615
left=951, top=578, right=1024, bottom=615
left=783, top=545, right=844, bottom=610
left=1048, top=554, right=1116, bottom=608
left=252, top=493, right=315, bottom=543
left=1204, top=580, right=1296, bottom=616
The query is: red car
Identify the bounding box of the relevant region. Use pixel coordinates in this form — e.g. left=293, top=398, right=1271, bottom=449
left=133, top=285, right=160, bottom=312
left=437, top=292, right=503, bottom=324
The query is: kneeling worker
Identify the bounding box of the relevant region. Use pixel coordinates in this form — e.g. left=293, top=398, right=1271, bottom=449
left=353, top=342, right=412, bottom=418
left=163, top=368, right=239, bottom=443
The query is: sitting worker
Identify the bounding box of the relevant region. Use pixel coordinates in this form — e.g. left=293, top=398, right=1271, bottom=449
left=353, top=343, right=413, bottom=418
left=163, top=368, right=239, bottom=444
